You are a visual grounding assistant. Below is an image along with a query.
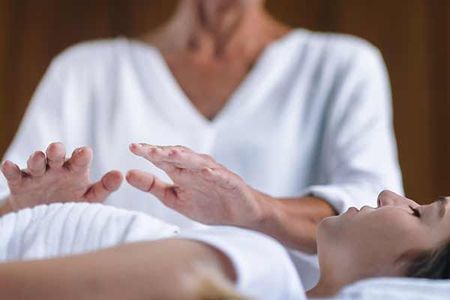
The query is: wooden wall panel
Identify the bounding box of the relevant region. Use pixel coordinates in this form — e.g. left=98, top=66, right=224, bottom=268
left=126, top=0, right=178, bottom=36
left=5, top=1, right=54, bottom=127
left=429, top=1, right=450, bottom=198
left=0, top=0, right=11, bottom=144
left=329, top=0, right=435, bottom=201
left=266, top=0, right=328, bottom=29
left=0, top=0, right=449, bottom=203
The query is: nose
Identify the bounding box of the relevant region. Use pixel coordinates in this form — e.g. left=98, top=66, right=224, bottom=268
left=377, top=190, right=410, bottom=208
left=360, top=205, right=376, bottom=212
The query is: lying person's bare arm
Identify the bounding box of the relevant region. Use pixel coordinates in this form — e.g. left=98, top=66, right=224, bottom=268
left=0, top=239, right=241, bottom=300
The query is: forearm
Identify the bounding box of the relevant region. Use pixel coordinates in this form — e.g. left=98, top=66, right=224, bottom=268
left=0, top=239, right=239, bottom=300
left=248, top=193, right=337, bottom=254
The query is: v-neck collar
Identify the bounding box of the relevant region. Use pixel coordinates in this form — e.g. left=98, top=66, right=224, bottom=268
left=127, top=30, right=302, bottom=131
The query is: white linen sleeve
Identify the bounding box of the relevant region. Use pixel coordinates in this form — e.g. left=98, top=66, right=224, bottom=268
left=303, top=43, right=403, bottom=213
left=178, top=226, right=305, bottom=300
left=0, top=51, right=93, bottom=201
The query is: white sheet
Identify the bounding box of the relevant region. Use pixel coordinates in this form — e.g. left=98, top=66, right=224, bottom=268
left=334, top=277, right=450, bottom=300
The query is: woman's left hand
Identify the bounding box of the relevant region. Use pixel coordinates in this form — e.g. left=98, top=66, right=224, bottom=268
left=126, top=143, right=267, bottom=227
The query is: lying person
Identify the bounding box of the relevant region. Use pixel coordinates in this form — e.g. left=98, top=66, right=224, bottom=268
left=0, top=189, right=448, bottom=299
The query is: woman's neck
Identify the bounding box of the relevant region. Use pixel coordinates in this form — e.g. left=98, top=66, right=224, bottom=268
left=144, top=0, right=290, bottom=60
left=306, top=267, right=362, bottom=298
left=306, top=279, right=342, bottom=298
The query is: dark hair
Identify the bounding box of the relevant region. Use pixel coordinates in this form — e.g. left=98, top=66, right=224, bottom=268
left=406, top=241, right=450, bottom=279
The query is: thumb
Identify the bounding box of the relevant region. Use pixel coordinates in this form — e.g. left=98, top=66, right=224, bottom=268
left=84, top=170, right=123, bottom=202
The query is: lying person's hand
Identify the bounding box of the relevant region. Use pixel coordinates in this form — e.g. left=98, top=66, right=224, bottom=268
left=127, top=143, right=267, bottom=227
left=0, top=142, right=123, bottom=213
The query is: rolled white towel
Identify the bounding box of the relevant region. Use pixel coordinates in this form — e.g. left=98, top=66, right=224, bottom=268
left=335, top=277, right=450, bottom=300
left=0, top=202, right=179, bottom=261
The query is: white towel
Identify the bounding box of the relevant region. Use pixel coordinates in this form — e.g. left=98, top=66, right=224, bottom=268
left=334, top=277, right=450, bottom=300
left=0, top=202, right=179, bottom=261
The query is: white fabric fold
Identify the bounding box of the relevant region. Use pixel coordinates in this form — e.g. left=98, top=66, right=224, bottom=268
left=179, top=227, right=304, bottom=300
left=0, top=203, right=179, bottom=261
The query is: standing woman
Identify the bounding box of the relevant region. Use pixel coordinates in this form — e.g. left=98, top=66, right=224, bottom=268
left=0, top=0, right=403, bottom=287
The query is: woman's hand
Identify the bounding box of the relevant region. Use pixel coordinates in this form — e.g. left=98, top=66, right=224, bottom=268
left=0, top=142, right=123, bottom=213
left=127, top=143, right=267, bottom=227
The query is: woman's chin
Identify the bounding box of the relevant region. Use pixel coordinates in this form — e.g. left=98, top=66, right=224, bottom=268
left=317, top=210, right=352, bottom=238
left=317, top=215, right=339, bottom=235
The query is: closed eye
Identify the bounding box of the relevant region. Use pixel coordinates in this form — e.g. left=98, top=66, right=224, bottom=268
left=410, top=206, right=421, bottom=218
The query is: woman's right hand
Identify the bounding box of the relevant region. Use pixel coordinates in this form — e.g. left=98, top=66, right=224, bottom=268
left=0, top=142, right=123, bottom=214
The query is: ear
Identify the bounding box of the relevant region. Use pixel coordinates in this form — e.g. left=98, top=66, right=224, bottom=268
left=394, top=249, right=430, bottom=275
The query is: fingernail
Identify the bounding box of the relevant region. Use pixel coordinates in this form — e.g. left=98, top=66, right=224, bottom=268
left=142, top=143, right=157, bottom=148
left=75, top=148, right=84, bottom=154
left=130, top=144, right=142, bottom=152
left=143, top=143, right=157, bottom=148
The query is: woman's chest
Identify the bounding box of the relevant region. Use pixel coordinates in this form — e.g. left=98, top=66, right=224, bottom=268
left=165, top=56, right=254, bottom=120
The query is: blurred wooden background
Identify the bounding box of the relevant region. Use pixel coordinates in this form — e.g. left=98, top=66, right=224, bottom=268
left=0, top=0, right=449, bottom=203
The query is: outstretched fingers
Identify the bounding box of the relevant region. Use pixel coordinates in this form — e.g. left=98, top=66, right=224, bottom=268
left=1, top=160, right=22, bottom=187
left=46, top=142, right=66, bottom=169
left=84, top=170, right=123, bottom=202
left=26, top=151, right=47, bottom=177
left=130, top=143, right=216, bottom=170
left=66, top=147, right=93, bottom=173
left=129, top=143, right=180, bottom=175
left=126, top=169, right=177, bottom=204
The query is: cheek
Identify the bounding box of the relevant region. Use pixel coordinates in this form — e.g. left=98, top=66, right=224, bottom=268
left=317, top=215, right=368, bottom=254
left=347, top=213, right=429, bottom=255
left=317, top=211, right=434, bottom=275
left=318, top=211, right=429, bottom=255
left=325, top=213, right=400, bottom=241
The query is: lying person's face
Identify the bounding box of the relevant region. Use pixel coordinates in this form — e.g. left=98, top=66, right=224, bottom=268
left=317, top=190, right=450, bottom=279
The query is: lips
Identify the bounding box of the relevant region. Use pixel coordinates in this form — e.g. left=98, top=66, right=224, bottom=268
left=346, top=207, right=360, bottom=214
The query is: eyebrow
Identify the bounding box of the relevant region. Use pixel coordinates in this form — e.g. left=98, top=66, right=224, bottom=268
left=436, top=197, right=448, bottom=219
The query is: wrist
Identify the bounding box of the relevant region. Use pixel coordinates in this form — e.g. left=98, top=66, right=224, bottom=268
left=0, top=197, right=14, bottom=216
left=240, top=188, right=279, bottom=230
